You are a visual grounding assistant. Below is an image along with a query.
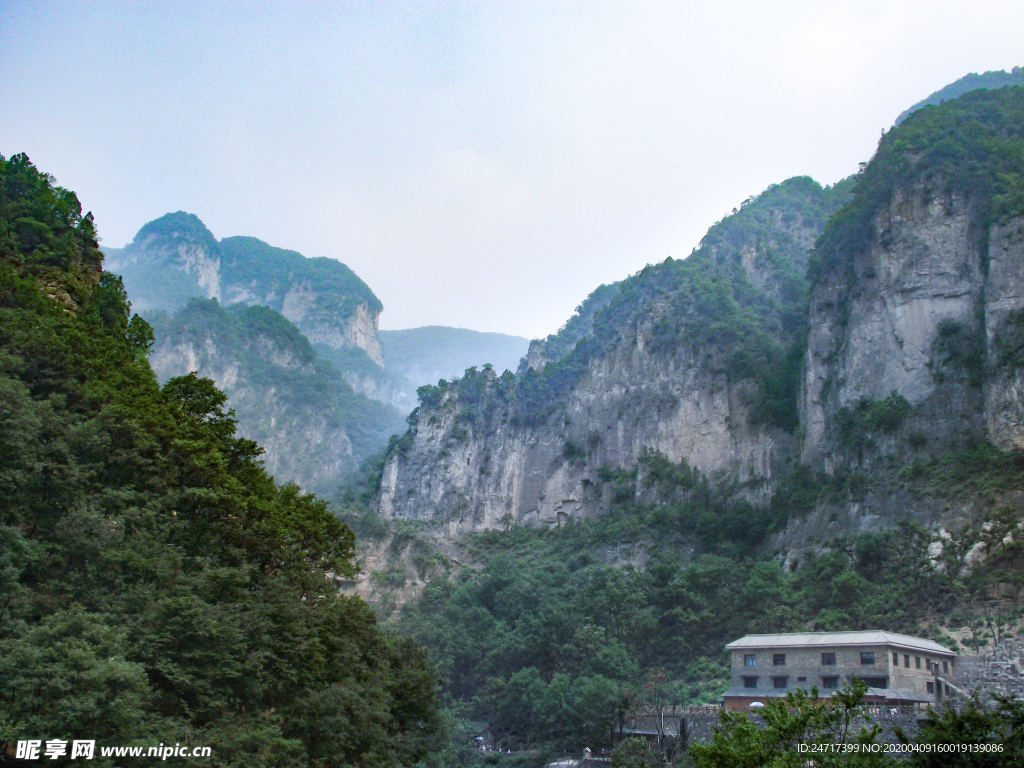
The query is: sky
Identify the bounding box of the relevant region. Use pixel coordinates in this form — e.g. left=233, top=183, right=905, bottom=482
left=2, top=1, right=1023, bottom=339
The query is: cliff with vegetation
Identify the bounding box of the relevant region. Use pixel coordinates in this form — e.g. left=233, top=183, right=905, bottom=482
left=378, top=89, right=1024, bottom=552
left=103, top=213, right=396, bottom=395
left=378, top=176, right=851, bottom=529
left=354, top=86, right=1024, bottom=759
left=0, top=154, right=444, bottom=766
left=148, top=298, right=406, bottom=495
left=788, top=87, right=1024, bottom=549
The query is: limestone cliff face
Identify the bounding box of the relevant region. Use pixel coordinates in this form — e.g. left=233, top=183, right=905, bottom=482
left=146, top=300, right=407, bottom=495
left=380, top=176, right=848, bottom=530
left=983, top=219, right=1024, bottom=450
left=380, top=326, right=792, bottom=531
left=104, top=214, right=386, bottom=371
left=800, top=184, right=1024, bottom=467
left=148, top=306, right=357, bottom=495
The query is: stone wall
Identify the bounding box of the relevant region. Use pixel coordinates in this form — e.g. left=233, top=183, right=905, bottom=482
left=956, top=639, right=1024, bottom=701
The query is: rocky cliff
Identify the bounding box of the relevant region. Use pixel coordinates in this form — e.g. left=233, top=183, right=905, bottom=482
left=796, top=86, right=1024, bottom=487
left=380, top=88, right=1024, bottom=550
left=379, top=177, right=850, bottom=529
left=104, top=213, right=390, bottom=395
left=148, top=298, right=406, bottom=495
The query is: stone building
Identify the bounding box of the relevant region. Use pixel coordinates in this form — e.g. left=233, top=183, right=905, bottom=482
left=721, top=631, right=957, bottom=709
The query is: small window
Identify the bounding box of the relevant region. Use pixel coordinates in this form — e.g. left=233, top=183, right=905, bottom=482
left=915, top=656, right=921, bottom=669
left=943, top=661, right=948, bottom=674
left=893, top=653, right=899, bottom=665
left=821, top=652, right=836, bottom=666
left=857, top=677, right=887, bottom=688
left=773, top=676, right=788, bottom=689
left=927, top=682, right=935, bottom=694
left=744, top=654, right=756, bottom=667
left=944, top=684, right=950, bottom=695
left=822, top=676, right=838, bottom=689
left=926, top=659, right=932, bottom=671
left=797, top=676, right=807, bottom=682
left=860, top=652, right=875, bottom=665
left=743, top=676, right=758, bottom=689
left=904, top=654, right=910, bottom=668
left=773, top=654, right=786, bottom=666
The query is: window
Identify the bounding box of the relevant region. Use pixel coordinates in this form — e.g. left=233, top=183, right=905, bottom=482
left=773, top=676, right=788, bottom=689
left=744, top=654, right=756, bottom=666
left=860, top=652, right=875, bottom=665
left=915, top=656, right=921, bottom=669
left=797, top=676, right=807, bottom=682
left=743, top=677, right=758, bottom=689
left=822, top=677, right=839, bottom=689
left=773, top=654, right=786, bottom=666
left=943, top=661, right=948, bottom=674
left=945, top=684, right=950, bottom=696
left=856, top=677, right=888, bottom=689
left=927, top=682, right=935, bottom=694
left=821, top=652, right=836, bottom=666
left=926, top=659, right=932, bottom=671
left=893, top=653, right=899, bottom=665
left=904, top=654, right=910, bottom=668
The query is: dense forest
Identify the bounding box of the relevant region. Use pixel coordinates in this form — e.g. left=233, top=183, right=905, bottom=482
left=0, top=153, right=445, bottom=767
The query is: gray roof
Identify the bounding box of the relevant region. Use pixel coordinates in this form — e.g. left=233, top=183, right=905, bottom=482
left=726, top=631, right=955, bottom=656
left=720, top=686, right=931, bottom=703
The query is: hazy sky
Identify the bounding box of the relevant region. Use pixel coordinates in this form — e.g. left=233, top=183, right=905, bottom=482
left=3, top=2, right=1023, bottom=338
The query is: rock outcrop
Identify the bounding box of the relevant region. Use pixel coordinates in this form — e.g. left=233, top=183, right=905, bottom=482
left=380, top=177, right=850, bottom=530
left=104, top=213, right=386, bottom=375
left=148, top=299, right=406, bottom=495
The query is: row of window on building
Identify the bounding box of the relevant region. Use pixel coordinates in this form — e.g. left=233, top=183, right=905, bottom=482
left=743, top=652, right=949, bottom=672
left=741, top=676, right=953, bottom=695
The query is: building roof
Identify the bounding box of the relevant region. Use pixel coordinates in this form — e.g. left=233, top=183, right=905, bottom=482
left=726, top=631, right=955, bottom=656
left=720, top=686, right=932, bottom=703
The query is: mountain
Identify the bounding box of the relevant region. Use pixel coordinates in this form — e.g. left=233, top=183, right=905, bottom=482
left=103, top=213, right=404, bottom=404
left=378, top=175, right=851, bottom=528
left=379, top=326, right=530, bottom=386
left=378, top=87, right=1024, bottom=548
left=148, top=298, right=406, bottom=495
left=895, top=66, right=1024, bottom=125
left=0, top=153, right=444, bottom=765
left=358, top=86, right=1024, bottom=753
left=792, top=84, right=1024, bottom=548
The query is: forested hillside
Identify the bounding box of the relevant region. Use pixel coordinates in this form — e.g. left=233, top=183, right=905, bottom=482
left=894, top=66, right=1024, bottom=125
left=0, top=154, right=444, bottom=767
left=147, top=298, right=406, bottom=494
left=352, top=87, right=1024, bottom=758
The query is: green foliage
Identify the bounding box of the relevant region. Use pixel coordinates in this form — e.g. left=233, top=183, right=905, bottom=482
left=836, top=392, right=912, bottom=454
left=903, top=694, right=1024, bottom=767
left=638, top=448, right=699, bottom=491
left=220, top=234, right=382, bottom=314
left=994, top=308, right=1024, bottom=368
left=148, top=298, right=406, bottom=489
left=692, top=680, right=895, bottom=768
left=0, top=153, right=103, bottom=306
left=811, top=87, right=1024, bottom=284
left=498, top=177, right=848, bottom=429
left=525, top=283, right=622, bottom=371
left=932, top=320, right=985, bottom=385
left=895, top=67, right=1024, bottom=126
left=899, top=440, right=1024, bottom=500
left=398, top=502, right=953, bottom=752
left=0, top=161, right=444, bottom=765
left=610, top=738, right=661, bottom=768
